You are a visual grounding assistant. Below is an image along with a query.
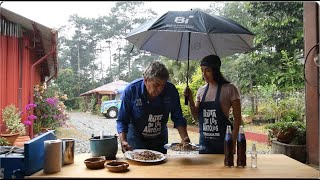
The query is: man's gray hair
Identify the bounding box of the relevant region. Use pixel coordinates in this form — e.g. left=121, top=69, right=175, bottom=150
left=143, top=61, right=169, bottom=81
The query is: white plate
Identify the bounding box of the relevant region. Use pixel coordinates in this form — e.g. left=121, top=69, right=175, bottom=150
left=164, top=143, right=205, bottom=151
left=124, top=149, right=166, bottom=163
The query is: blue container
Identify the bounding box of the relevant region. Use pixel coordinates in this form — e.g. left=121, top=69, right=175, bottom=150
left=89, top=135, right=118, bottom=160
left=0, top=131, right=56, bottom=179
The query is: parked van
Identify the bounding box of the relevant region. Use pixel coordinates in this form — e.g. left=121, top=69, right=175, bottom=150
left=100, top=89, right=124, bottom=118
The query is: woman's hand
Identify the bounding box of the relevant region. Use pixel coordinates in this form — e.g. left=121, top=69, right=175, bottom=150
left=183, top=86, right=193, bottom=101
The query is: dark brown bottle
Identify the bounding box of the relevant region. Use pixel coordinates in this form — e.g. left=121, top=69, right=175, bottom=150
left=224, top=125, right=234, bottom=167
left=237, top=125, right=247, bottom=167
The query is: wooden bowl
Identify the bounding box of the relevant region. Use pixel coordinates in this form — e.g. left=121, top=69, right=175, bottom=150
left=106, top=161, right=129, bottom=172
left=84, top=157, right=106, bottom=170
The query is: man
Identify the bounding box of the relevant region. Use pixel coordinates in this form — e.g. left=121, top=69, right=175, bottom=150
left=116, top=61, right=190, bottom=154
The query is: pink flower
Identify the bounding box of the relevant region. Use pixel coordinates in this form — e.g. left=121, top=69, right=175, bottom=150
left=27, top=115, right=37, bottom=121
left=26, top=103, right=37, bottom=111
left=46, top=97, right=58, bottom=106
left=24, top=120, right=32, bottom=125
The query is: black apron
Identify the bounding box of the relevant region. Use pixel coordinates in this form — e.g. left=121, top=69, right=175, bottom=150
left=127, top=95, right=169, bottom=154
left=198, top=84, right=233, bottom=154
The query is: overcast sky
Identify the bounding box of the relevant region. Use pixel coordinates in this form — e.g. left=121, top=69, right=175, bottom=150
left=1, top=1, right=216, bottom=69
left=2, top=1, right=214, bottom=29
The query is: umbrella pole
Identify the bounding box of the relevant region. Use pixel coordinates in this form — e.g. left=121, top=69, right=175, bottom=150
left=185, top=32, right=191, bottom=105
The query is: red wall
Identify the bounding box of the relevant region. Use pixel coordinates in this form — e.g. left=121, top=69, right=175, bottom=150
left=0, top=34, right=42, bottom=133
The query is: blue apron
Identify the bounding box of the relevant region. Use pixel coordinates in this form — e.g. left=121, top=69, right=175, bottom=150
left=199, top=84, right=233, bottom=154
left=127, top=95, right=169, bottom=154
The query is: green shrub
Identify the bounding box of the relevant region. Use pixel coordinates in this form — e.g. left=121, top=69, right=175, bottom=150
left=64, top=97, right=81, bottom=110
left=101, top=96, right=110, bottom=102
left=2, top=104, right=26, bottom=135
left=176, top=84, right=197, bottom=125
left=89, top=96, right=97, bottom=114
left=0, top=137, right=10, bottom=146
left=79, top=97, right=88, bottom=112
left=265, top=121, right=306, bottom=145
left=281, top=109, right=302, bottom=122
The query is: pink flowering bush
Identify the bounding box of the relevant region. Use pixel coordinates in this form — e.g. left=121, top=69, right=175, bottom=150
left=24, top=84, right=69, bottom=134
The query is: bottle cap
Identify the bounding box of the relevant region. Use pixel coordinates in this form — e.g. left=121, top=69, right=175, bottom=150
left=252, top=142, right=256, bottom=150
left=239, top=125, right=244, bottom=133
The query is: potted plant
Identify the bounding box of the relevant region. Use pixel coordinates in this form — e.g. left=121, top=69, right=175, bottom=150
left=1, top=104, right=26, bottom=145
left=0, top=137, right=10, bottom=146
left=265, top=120, right=306, bottom=163
left=265, top=121, right=305, bottom=143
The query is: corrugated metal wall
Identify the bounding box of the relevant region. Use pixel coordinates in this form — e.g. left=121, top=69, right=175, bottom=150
left=0, top=19, right=41, bottom=133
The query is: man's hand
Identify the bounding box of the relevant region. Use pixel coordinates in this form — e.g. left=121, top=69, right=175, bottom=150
left=181, top=136, right=191, bottom=143
left=121, top=141, right=133, bottom=153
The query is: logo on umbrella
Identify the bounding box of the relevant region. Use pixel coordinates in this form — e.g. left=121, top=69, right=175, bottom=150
left=174, top=16, right=194, bottom=24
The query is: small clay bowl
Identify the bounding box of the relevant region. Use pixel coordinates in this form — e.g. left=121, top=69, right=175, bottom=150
left=84, top=157, right=106, bottom=170
left=106, top=160, right=129, bottom=172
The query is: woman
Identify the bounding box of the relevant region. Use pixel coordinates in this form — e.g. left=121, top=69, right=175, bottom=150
left=184, top=55, right=242, bottom=154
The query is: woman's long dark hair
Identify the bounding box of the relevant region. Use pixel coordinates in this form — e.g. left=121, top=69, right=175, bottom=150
left=212, top=70, right=230, bottom=85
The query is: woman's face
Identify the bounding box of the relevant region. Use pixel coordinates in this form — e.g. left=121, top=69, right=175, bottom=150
left=201, top=66, right=214, bottom=82
left=144, top=78, right=166, bottom=98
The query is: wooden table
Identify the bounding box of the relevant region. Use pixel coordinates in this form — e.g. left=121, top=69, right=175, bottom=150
left=27, top=153, right=319, bottom=179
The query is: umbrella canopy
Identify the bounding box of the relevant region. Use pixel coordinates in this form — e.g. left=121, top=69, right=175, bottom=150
left=126, top=10, right=254, bottom=105
left=126, top=10, right=255, bottom=60
left=80, top=80, right=129, bottom=96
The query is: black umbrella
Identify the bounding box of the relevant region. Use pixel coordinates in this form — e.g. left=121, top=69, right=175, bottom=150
left=126, top=9, right=254, bottom=104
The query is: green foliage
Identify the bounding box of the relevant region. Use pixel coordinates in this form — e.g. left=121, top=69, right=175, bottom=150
left=247, top=2, right=304, bottom=53
left=274, top=50, right=304, bottom=91
left=264, top=90, right=306, bottom=145
left=276, top=94, right=304, bottom=122
left=162, top=59, right=198, bottom=85
left=64, top=97, right=82, bottom=111
left=175, top=84, right=195, bottom=125
left=89, top=95, right=97, bottom=114
left=79, top=97, right=89, bottom=112
left=189, top=67, right=206, bottom=91
left=94, top=104, right=101, bottom=115
left=218, top=2, right=304, bottom=99
left=291, top=123, right=306, bottom=145
left=174, top=68, right=206, bottom=126
left=52, top=69, right=78, bottom=98
left=250, top=84, right=304, bottom=121
left=101, top=96, right=110, bottom=102
left=265, top=121, right=306, bottom=145
left=1, top=104, right=26, bottom=135
left=0, top=137, right=10, bottom=146
left=52, top=68, right=102, bottom=99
